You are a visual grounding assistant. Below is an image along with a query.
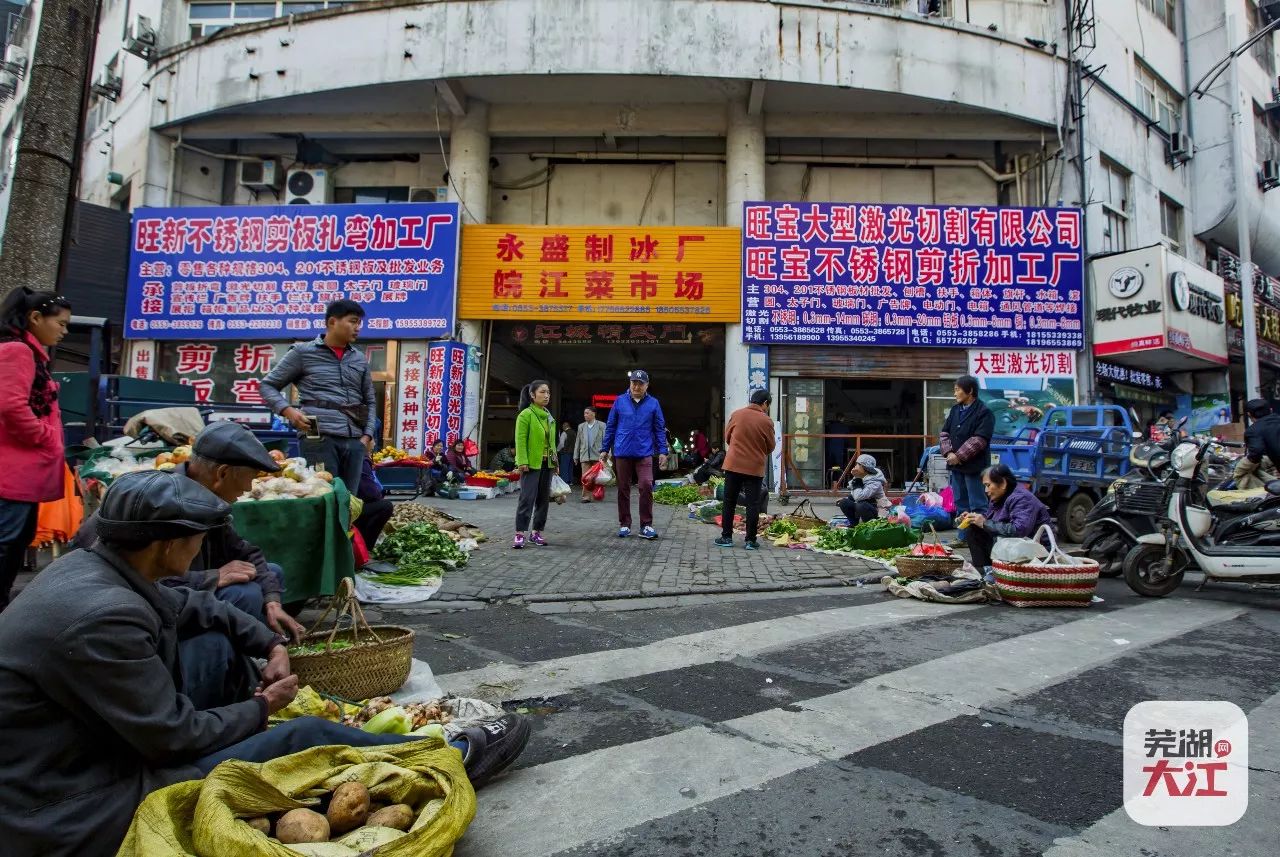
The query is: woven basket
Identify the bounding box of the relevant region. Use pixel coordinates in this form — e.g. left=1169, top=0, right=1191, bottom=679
left=290, top=579, right=415, bottom=699
left=894, top=525, right=963, bottom=579
left=993, top=525, right=1100, bottom=608
left=783, top=498, right=825, bottom=531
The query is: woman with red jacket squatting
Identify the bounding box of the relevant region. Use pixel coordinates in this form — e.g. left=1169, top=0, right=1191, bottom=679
left=0, top=288, right=71, bottom=610
left=600, top=369, right=668, bottom=540
left=939, top=375, right=995, bottom=545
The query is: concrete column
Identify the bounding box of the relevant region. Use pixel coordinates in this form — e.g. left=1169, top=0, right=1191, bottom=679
left=448, top=101, right=490, bottom=449
left=724, top=99, right=765, bottom=419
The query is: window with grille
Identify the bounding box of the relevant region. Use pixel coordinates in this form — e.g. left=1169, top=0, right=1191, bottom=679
left=1134, top=59, right=1183, bottom=135
left=1251, top=3, right=1277, bottom=78
left=1099, top=157, right=1131, bottom=254
left=187, top=1, right=354, bottom=39
left=1159, top=194, right=1183, bottom=253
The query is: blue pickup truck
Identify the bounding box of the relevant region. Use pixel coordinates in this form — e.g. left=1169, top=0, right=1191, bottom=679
left=924, top=405, right=1139, bottom=543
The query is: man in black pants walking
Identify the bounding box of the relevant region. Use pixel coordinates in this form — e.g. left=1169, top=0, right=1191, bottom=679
left=715, top=389, right=776, bottom=550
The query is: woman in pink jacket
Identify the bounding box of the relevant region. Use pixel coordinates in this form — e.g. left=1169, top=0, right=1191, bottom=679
left=0, top=288, right=71, bottom=610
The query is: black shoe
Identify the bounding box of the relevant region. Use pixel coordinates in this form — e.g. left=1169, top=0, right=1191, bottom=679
left=459, top=713, right=532, bottom=788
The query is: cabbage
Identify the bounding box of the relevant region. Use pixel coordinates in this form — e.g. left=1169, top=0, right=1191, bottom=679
left=361, top=705, right=413, bottom=735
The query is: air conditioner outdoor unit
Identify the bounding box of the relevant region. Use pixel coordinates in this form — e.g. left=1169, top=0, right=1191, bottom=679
left=1166, top=132, right=1192, bottom=164
left=1260, top=159, right=1280, bottom=190
left=124, top=15, right=158, bottom=61
left=408, top=185, right=450, bottom=203
left=2, top=44, right=27, bottom=76
left=90, top=73, right=122, bottom=102
left=238, top=159, right=281, bottom=192
left=286, top=168, right=332, bottom=204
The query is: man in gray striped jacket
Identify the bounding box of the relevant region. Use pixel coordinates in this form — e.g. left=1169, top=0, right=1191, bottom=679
left=260, top=300, right=377, bottom=493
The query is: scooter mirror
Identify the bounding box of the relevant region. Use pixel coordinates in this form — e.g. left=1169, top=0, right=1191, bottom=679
left=1268, top=479, right=1280, bottom=497
left=1132, top=431, right=1144, bottom=441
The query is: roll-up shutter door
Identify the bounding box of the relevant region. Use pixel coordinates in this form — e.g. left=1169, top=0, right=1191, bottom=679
left=769, top=346, right=967, bottom=379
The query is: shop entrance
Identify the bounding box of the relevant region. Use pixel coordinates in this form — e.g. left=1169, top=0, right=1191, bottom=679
left=479, top=322, right=726, bottom=466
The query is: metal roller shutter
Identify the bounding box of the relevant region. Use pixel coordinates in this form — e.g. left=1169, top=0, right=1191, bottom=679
left=768, top=346, right=967, bottom=379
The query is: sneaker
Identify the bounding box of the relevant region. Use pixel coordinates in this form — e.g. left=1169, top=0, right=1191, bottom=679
left=458, top=713, right=532, bottom=788
left=745, top=540, right=760, bottom=551
left=618, top=526, right=631, bottom=538
left=529, top=531, right=547, bottom=547
left=512, top=533, right=525, bottom=549
left=714, top=536, right=734, bottom=548
left=640, top=526, right=658, bottom=540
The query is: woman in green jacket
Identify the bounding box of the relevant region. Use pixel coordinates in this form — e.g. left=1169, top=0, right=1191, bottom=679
left=513, top=379, right=556, bottom=549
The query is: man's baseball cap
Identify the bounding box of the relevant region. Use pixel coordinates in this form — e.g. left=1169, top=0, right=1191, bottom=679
left=193, top=421, right=282, bottom=472
left=627, top=370, right=649, bottom=383
left=1246, top=398, right=1272, bottom=417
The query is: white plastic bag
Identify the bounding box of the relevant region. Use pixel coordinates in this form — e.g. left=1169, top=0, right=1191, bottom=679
left=549, top=474, right=572, bottom=498
left=991, top=536, right=1048, bottom=565
left=595, top=463, right=614, bottom=485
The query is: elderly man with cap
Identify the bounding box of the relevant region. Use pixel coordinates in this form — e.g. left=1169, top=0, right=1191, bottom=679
left=0, top=469, right=532, bottom=857
left=600, top=369, right=669, bottom=539
left=72, top=421, right=304, bottom=642
left=714, top=389, right=776, bottom=550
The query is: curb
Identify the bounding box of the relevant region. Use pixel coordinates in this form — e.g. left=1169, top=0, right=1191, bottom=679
left=521, top=577, right=852, bottom=603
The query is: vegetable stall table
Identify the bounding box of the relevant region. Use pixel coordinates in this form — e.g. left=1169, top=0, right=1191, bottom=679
left=231, top=478, right=355, bottom=603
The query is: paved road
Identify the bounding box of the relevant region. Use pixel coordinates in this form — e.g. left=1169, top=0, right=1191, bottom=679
left=420, top=491, right=881, bottom=603
left=395, top=578, right=1280, bottom=856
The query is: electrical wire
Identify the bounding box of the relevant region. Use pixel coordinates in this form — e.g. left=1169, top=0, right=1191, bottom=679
left=432, top=94, right=480, bottom=224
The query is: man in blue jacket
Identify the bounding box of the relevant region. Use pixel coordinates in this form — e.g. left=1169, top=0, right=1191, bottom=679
left=601, top=370, right=669, bottom=539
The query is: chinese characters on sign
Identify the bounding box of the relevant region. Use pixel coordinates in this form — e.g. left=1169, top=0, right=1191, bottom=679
left=129, top=342, right=156, bottom=382
left=1219, top=247, right=1280, bottom=367
left=458, top=226, right=741, bottom=322
left=507, top=322, right=724, bottom=348
left=1097, top=300, right=1162, bottom=322
left=968, top=350, right=1075, bottom=379
left=395, top=343, right=428, bottom=454
left=740, top=202, right=1084, bottom=348
left=125, top=203, right=460, bottom=340
left=1124, top=701, right=1248, bottom=826
left=1095, top=360, right=1166, bottom=391
left=143, top=342, right=284, bottom=404
left=421, top=343, right=468, bottom=450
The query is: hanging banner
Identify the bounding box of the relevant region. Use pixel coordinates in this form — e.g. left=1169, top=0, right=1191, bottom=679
left=968, top=349, right=1076, bottom=379
left=395, top=342, right=429, bottom=453
left=1217, top=247, right=1280, bottom=368
left=129, top=341, right=157, bottom=381
left=740, top=202, right=1084, bottom=348
left=424, top=343, right=468, bottom=447
left=124, top=202, right=460, bottom=340
left=457, top=225, right=741, bottom=322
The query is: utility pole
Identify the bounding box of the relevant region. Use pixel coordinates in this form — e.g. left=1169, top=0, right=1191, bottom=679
left=1227, top=14, right=1263, bottom=400
left=0, top=0, right=100, bottom=298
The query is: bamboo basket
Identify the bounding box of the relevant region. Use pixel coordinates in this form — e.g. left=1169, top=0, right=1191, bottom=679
left=893, top=526, right=964, bottom=579
left=290, top=579, right=415, bottom=699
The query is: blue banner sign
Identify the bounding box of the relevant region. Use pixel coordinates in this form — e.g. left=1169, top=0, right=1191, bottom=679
left=125, top=203, right=460, bottom=340
left=740, top=202, right=1084, bottom=349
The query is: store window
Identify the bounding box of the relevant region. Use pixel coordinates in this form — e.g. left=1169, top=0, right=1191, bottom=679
left=1099, top=156, right=1131, bottom=254
left=1134, top=59, right=1183, bottom=135
left=1141, top=0, right=1176, bottom=33
left=187, top=1, right=354, bottom=39
left=1159, top=194, right=1184, bottom=253
left=781, top=379, right=825, bottom=492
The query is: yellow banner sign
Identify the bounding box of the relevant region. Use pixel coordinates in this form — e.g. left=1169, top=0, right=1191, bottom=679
left=458, top=225, right=742, bottom=322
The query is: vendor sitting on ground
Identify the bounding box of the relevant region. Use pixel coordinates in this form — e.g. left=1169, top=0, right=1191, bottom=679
left=72, top=421, right=305, bottom=642
left=837, top=454, right=890, bottom=525
left=488, top=444, right=518, bottom=472
left=957, top=463, right=1053, bottom=571
left=0, top=470, right=529, bottom=857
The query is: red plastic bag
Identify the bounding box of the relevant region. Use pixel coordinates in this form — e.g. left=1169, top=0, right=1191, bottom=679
left=351, top=528, right=370, bottom=567
left=463, top=439, right=479, bottom=457
left=582, top=461, right=604, bottom=489
left=592, top=484, right=606, bottom=501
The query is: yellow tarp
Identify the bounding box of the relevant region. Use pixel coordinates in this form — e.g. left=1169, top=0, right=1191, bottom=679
left=117, top=737, right=475, bottom=857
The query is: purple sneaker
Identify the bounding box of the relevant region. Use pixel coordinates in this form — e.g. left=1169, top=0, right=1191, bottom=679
left=529, top=531, right=548, bottom=546
left=512, top=533, right=525, bottom=549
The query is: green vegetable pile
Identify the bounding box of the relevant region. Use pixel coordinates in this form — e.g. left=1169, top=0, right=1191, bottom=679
left=856, top=547, right=914, bottom=563
left=815, top=526, right=860, bottom=552
left=765, top=519, right=798, bottom=538
left=654, top=485, right=703, bottom=505
left=288, top=639, right=355, bottom=657
left=370, top=521, right=468, bottom=583
left=815, top=520, right=918, bottom=552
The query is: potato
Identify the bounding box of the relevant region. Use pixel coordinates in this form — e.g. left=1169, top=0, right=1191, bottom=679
left=325, top=782, right=370, bottom=835
left=276, top=808, right=330, bottom=844
left=366, top=804, right=414, bottom=832
left=244, top=816, right=272, bottom=835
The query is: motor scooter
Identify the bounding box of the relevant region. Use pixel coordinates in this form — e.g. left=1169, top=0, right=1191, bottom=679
left=1083, top=437, right=1174, bottom=577
left=1122, top=436, right=1280, bottom=597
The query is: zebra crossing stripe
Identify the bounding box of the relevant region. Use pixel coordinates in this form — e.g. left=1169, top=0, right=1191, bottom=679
left=439, top=599, right=981, bottom=700
left=461, top=600, right=1242, bottom=857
